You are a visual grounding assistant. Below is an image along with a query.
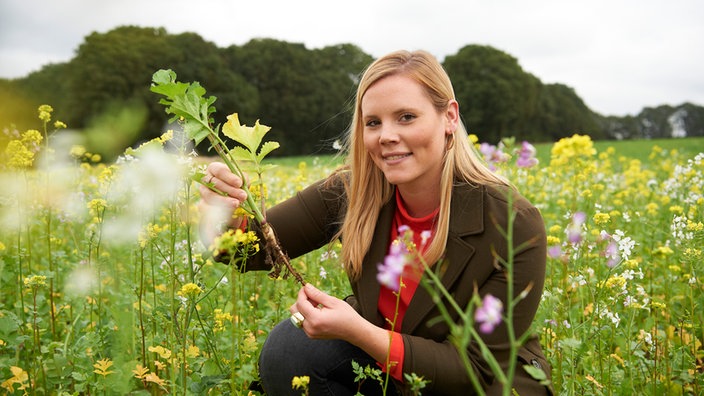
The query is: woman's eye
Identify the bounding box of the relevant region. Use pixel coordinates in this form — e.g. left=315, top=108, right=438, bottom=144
left=400, top=113, right=416, bottom=122
left=365, top=119, right=380, bottom=127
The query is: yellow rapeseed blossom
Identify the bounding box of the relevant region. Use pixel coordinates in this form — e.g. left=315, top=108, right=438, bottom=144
left=24, top=275, right=47, bottom=288
left=38, top=104, right=53, bottom=122
left=138, top=223, right=165, bottom=248
left=667, top=265, right=681, bottom=273
left=605, top=275, right=626, bottom=290
left=291, top=375, right=310, bottom=390
left=593, top=212, right=610, bottom=226
left=5, top=140, right=35, bottom=168
left=549, top=134, right=596, bottom=167
left=21, top=129, right=43, bottom=147
left=653, top=246, right=674, bottom=257
left=87, top=199, right=107, bottom=217
left=546, top=235, right=561, bottom=245
left=645, top=202, right=659, bottom=216
left=668, top=205, right=684, bottom=215
left=186, top=345, right=200, bottom=358
left=178, top=283, right=203, bottom=299
left=148, top=345, right=172, bottom=359
left=687, top=221, right=703, bottom=232
left=213, top=308, right=233, bottom=332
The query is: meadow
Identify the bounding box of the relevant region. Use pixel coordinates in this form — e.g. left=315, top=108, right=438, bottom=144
left=1, top=107, right=702, bottom=395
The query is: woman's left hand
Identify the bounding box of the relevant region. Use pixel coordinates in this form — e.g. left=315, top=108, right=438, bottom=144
left=290, top=283, right=364, bottom=341
left=291, top=283, right=394, bottom=365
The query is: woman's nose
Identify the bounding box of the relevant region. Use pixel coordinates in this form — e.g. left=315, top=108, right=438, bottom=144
left=379, top=126, right=399, bottom=144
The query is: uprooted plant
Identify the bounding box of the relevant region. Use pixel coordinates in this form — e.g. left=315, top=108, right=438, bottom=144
left=150, top=69, right=305, bottom=285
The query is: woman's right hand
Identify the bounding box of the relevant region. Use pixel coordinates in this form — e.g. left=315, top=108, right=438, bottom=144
left=197, top=162, right=249, bottom=244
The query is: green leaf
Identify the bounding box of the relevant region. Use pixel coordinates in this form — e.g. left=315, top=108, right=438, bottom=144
left=257, top=141, right=280, bottom=161
left=522, top=364, right=547, bottom=381
left=221, top=113, right=272, bottom=154
left=229, top=146, right=255, bottom=163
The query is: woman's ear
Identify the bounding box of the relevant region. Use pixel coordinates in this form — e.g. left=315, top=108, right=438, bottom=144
left=445, top=99, right=459, bottom=135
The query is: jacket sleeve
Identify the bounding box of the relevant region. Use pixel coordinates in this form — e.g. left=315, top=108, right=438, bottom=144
left=227, top=174, right=346, bottom=271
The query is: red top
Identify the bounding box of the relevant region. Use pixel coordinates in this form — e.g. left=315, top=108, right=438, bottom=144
left=377, top=189, right=438, bottom=381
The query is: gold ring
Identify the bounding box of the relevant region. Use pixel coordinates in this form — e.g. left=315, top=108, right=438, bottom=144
left=290, top=312, right=305, bottom=328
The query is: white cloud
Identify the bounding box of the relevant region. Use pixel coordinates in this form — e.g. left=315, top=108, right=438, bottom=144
left=1, top=0, right=703, bottom=115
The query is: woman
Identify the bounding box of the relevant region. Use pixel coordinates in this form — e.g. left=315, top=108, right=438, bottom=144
left=198, top=50, right=552, bottom=395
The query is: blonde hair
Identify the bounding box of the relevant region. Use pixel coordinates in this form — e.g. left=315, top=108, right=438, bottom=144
left=338, top=50, right=509, bottom=280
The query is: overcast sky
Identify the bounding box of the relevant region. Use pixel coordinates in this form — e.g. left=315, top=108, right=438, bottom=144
left=1, top=0, right=702, bottom=116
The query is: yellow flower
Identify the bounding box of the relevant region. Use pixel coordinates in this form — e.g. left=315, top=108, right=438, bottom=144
left=0, top=241, right=5, bottom=251
left=38, top=105, right=53, bottom=123
left=1, top=366, right=29, bottom=393
left=653, top=246, right=674, bottom=257
left=593, top=212, right=610, bottom=226
left=87, top=199, right=107, bottom=217
left=93, top=358, right=114, bottom=377
left=148, top=345, right=172, bottom=359
left=668, top=205, right=684, bottom=215
left=549, top=134, right=596, bottom=167
left=21, top=129, right=43, bottom=146
left=291, top=375, right=310, bottom=390
left=213, top=308, right=233, bottom=332
left=145, top=372, right=166, bottom=387
left=24, top=275, right=47, bottom=288
left=687, top=221, right=703, bottom=232
left=54, top=120, right=67, bottom=129
left=5, top=140, right=35, bottom=168
left=177, top=283, right=203, bottom=299
left=604, top=275, right=626, bottom=290
left=132, top=364, right=149, bottom=379
left=186, top=345, right=200, bottom=358
left=546, top=235, right=561, bottom=245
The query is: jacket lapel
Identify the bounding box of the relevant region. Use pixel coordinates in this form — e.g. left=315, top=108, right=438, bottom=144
left=402, top=184, right=489, bottom=334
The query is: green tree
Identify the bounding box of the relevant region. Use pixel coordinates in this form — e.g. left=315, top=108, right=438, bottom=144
left=532, top=83, right=602, bottom=141
left=443, top=45, right=541, bottom=143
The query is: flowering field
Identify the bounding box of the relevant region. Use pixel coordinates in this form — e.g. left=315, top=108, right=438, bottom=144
left=1, top=107, right=703, bottom=395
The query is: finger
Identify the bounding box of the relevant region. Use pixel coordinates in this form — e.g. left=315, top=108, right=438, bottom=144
left=302, top=283, right=334, bottom=307
left=205, top=164, right=248, bottom=203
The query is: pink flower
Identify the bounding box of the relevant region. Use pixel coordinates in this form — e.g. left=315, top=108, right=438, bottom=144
left=377, top=234, right=410, bottom=292
left=547, top=245, right=563, bottom=259
left=516, top=141, right=539, bottom=168
left=566, top=212, right=586, bottom=244
left=475, top=294, right=503, bottom=334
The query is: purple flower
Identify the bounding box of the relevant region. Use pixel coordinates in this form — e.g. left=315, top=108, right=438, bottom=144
left=566, top=212, right=586, bottom=244
left=475, top=294, right=503, bottom=334
left=516, top=141, right=539, bottom=168
left=377, top=240, right=409, bottom=292
left=547, top=245, right=563, bottom=259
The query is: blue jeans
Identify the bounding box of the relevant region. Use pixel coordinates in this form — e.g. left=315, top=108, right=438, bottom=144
left=258, top=318, right=398, bottom=395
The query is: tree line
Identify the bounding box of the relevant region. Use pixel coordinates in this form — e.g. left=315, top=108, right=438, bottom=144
left=1, top=26, right=701, bottom=159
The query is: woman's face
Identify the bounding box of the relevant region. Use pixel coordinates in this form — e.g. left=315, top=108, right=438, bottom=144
left=361, top=73, right=458, bottom=194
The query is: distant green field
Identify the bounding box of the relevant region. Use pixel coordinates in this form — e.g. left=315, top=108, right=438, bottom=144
left=534, top=136, right=704, bottom=164
left=272, top=136, right=704, bottom=168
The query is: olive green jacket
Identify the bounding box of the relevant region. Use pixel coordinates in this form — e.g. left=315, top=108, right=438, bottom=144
left=243, top=174, right=552, bottom=395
